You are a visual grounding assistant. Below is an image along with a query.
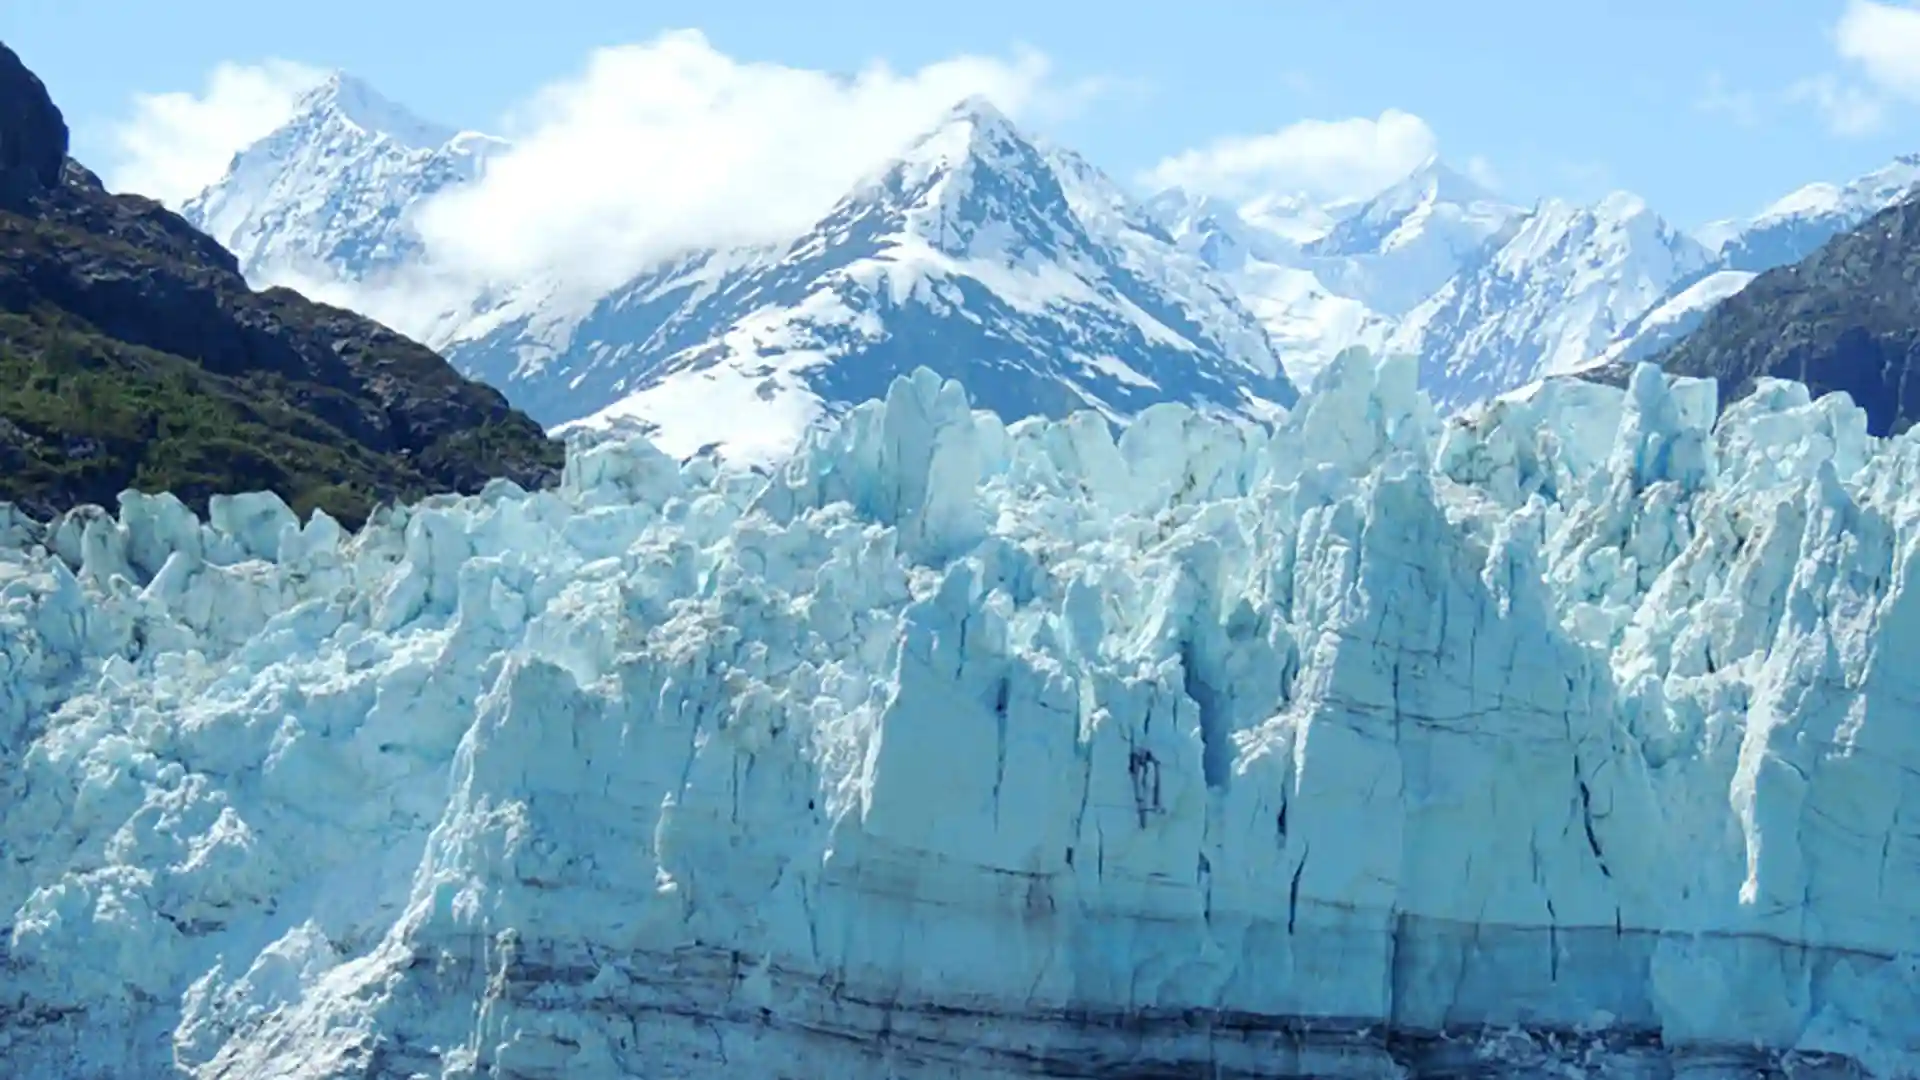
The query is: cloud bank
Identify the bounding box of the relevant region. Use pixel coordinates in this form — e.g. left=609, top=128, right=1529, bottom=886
left=106, top=59, right=327, bottom=205
left=1796, top=0, right=1920, bottom=136
left=1138, top=109, right=1441, bottom=203
left=101, top=32, right=1464, bottom=317
left=409, top=31, right=1103, bottom=290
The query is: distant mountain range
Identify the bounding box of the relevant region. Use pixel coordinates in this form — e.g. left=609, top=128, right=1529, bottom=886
left=181, top=79, right=1295, bottom=462
left=178, top=72, right=1920, bottom=455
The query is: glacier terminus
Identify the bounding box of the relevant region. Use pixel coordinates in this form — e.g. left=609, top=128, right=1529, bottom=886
left=4, top=351, right=1920, bottom=1078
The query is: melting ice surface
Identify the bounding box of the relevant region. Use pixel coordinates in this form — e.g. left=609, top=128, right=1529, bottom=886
left=3, top=350, right=1920, bottom=1079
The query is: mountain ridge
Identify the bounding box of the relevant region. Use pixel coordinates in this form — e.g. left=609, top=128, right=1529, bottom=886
left=539, top=97, right=1297, bottom=459
left=187, top=90, right=1299, bottom=460
left=176, top=67, right=1920, bottom=435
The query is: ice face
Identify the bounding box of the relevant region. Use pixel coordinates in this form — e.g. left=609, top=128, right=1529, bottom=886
left=3, top=354, right=1918, bottom=1079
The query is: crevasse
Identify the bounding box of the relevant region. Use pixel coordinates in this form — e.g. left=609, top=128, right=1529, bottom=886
left=2, top=350, right=1917, bottom=1079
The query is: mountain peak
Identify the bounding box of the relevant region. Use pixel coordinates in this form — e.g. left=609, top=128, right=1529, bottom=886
left=0, top=42, right=69, bottom=207
left=1360, top=157, right=1505, bottom=217
left=875, top=95, right=1048, bottom=205
left=0, top=45, right=562, bottom=526
left=942, top=93, right=1017, bottom=129
left=1304, top=156, right=1522, bottom=285
left=1594, top=189, right=1651, bottom=221
left=1751, top=154, right=1920, bottom=228
left=183, top=73, right=488, bottom=281
left=290, top=71, right=455, bottom=150
left=902, top=94, right=1030, bottom=166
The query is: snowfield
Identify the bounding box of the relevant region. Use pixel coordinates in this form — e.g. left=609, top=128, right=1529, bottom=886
left=4, top=352, right=1920, bottom=1078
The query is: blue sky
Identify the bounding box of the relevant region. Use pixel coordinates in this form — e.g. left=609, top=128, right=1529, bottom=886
left=8, top=0, right=1920, bottom=228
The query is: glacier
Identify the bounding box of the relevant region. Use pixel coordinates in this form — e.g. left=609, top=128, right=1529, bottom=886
left=4, top=351, right=1920, bottom=1078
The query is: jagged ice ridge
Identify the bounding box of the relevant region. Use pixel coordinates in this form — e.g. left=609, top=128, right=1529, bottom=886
left=3, top=352, right=1920, bottom=1077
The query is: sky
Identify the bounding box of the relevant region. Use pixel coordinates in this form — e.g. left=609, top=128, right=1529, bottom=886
left=9, top=0, right=1920, bottom=237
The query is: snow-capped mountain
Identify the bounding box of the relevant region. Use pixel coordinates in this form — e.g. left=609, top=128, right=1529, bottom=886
left=182, top=73, right=505, bottom=286
left=1702, top=153, right=1920, bottom=271
left=449, top=98, right=1298, bottom=458
left=1549, top=156, right=1920, bottom=385
left=1392, top=192, right=1714, bottom=407
left=1304, top=158, right=1523, bottom=313
left=1582, top=267, right=1758, bottom=371
left=1151, top=151, right=1920, bottom=407
left=183, top=90, right=1294, bottom=461
left=1145, top=161, right=1521, bottom=386
left=177, top=68, right=1920, bottom=432
left=1142, top=189, right=1393, bottom=385
left=1569, top=153, right=1920, bottom=374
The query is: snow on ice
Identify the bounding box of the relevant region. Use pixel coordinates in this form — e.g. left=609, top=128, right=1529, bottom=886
left=3, top=353, right=1920, bottom=1078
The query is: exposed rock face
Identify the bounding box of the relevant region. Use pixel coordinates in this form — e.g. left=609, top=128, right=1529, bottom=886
left=2, top=353, right=1917, bottom=1078
left=0, top=43, right=66, bottom=208
left=0, top=41, right=561, bottom=526
left=1629, top=194, right=1920, bottom=437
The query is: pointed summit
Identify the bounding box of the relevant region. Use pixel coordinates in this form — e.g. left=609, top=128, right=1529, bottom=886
left=1313, top=157, right=1519, bottom=258
left=944, top=93, right=1014, bottom=125
left=0, top=41, right=68, bottom=207
left=181, top=75, right=490, bottom=283
left=1394, top=157, right=1501, bottom=205
left=891, top=94, right=1035, bottom=180
left=821, top=94, right=1079, bottom=259
left=1593, top=189, right=1651, bottom=222
left=288, top=71, right=456, bottom=150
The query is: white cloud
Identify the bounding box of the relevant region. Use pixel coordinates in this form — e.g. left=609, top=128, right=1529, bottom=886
left=1788, top=74, right=1887, bottom=136
left=1138, top=109, right=1439, bottom=202
left=1835, top=0, right=1920, bottom=101
left=410, top=30, right=1103, bottom=291
left=106, top=59, right=327, bottom=205
left=1791, top=0, right=1920, bottom=136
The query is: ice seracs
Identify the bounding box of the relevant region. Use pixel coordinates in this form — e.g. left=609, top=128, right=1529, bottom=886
left=4, top=353, right=1920, bottom=1077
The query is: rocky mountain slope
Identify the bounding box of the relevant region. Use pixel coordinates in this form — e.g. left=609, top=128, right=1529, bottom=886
left=0, top=43, right=559, bottom=527
left=1637, top=192, right=1920, bottom=436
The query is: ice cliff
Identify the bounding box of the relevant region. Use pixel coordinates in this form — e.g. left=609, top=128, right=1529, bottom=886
left=3, top=351, right=1919, bottom=1079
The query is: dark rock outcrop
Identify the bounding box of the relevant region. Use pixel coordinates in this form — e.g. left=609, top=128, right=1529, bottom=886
left=0, top=40, right=562, bottom=527
left=0, top=43, right=66, bottom=209
left=1585, top=193, right=1920, bottom=436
